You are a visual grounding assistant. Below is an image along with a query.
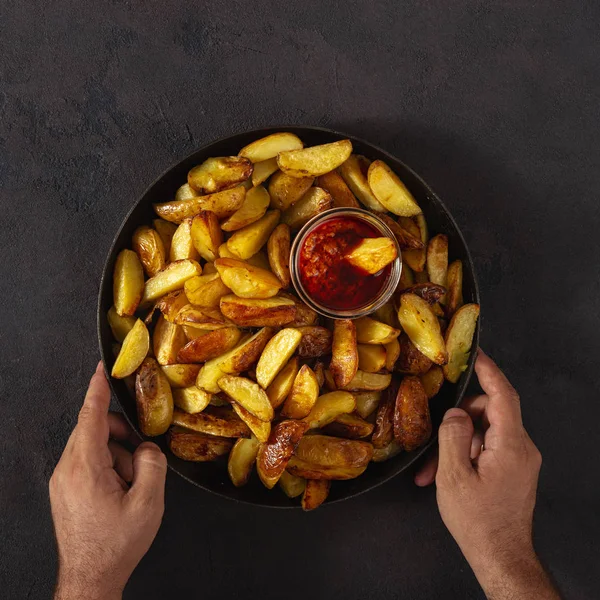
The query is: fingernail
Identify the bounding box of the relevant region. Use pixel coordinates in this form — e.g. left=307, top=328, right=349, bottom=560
left=96, top=361, right=104, bottom=373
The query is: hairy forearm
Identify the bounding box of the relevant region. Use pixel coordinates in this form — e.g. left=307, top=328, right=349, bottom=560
left=54, top=570, right=123, bottom=600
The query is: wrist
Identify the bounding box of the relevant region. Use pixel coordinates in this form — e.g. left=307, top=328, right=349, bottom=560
left=54, top=568, right=124, bottom=600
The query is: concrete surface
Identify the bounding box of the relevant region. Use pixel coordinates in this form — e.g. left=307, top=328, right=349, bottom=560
left=1, top=1, right=599, bottom=598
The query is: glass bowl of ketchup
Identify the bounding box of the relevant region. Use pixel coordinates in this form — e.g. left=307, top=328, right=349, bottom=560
left=290, top=207, right=402, bottom=319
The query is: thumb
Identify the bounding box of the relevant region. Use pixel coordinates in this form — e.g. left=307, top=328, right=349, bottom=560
left=437, top=408, right=475, bottom=479
left=128, top=442, right=167, bottom=509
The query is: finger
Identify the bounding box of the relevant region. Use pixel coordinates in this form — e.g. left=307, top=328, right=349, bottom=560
left=461, top=394, right=490, bottom=429
left=437, top=408, right=476, bottom=478
left=470, top=429, right=485, bottom=460
left=128, top=442, right=167, bottom=508
left=109, top=440, right=134, bottom=483
left=414, top=448, right=439, bottom=487
left=108, top=412, right=142, bottom=447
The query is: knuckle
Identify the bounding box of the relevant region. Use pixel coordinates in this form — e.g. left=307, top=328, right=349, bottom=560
left=439, top=417, right=472, bottom=439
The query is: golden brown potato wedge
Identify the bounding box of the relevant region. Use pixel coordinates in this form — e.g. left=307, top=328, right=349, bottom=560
left=153, top=315, right=187, bottom=365
left=245, top=250, right=271, bottom=271
left=231, top=403, right=271, bottom=443
left=371, top=380, right=398, bottom=449
left=182, top=325, right=207, bottom=341
left=228, top=436, right=261, bottom=486
left=292, top=434, right=373, bottom=474
left=169, top=219, right=200, bottom=262
left=367, top=160, right=422, bottom=217
left=177, top=327, right=242, bottom=363
left=141, top=259, right=202, bottom=307
left=256, top=420, right=309, bottom=488
left=371, top=440, right=403, bottom=462
left=393, top=375, right=431, bottom=451
left=184, top=273, right=231, bottom=307
left=443, top=303, right=480, bottom=383
left=345, top=237, right=398, bottom=275
left=314, top=360, right=326, bottom=388
left=161, top=364, right=202, bottom=388
left=373, top=301, right=398, bottom=329
left=296, top=326, right=332, bottom=358
left=220, top=294, right=296, bottom=327
left=266, top=356, right=299, bottom=409
left=172, top=406, right=250, bottom=438
left=239, top=132, right=303, bottom=162
left=398, top=262, right=415, bottom=290
left=135, top=357, right=173, bottom=436
left=342, top=371, right=392, bottom=392
left=398, top=293, right=448, bottom=365
left=420, top=365, right=445, bottom=399
left=221, top=185, right=270, bottom=232
left=289, top=457, right=366, bottom=481
left=174, top=305, right=232, bottom=330
left=323, top=413, right=374, bottom=439
left=396, top=334, right=434, bottom=375
left=156, top=290, right=190, bottom=322
left=154, top=186, right=245, bottom=223
left=414, top=269, right=430, bottom=284
left=339, top=154, right=386, bottom=212
left=268, top=172, right=314, bottom=211
left=112, top=319, right=150, bottom=378
left=153, top=219, right=178, bottom=258
left=426, top=234, right=448, bottom=303
left=256, top=328, right=303, bottom=388
left=316, top=169, right=359, bottom=208
left=400, top=214, right=428, bottom=272
left=202, top=262, right=217, bottom=274
left=302, top=391, right=355, bottom=429
left=357, top=344, right=387, bottom=373
left=378, top=214, right=424, bottom=250
left=301, top=479, right=330, bottom=510
left=215, top=258, right=282, bottom=299
left=279, top=470, right=306, bottom=498
left=251, top=158, right=279, bottom=187
left=402, top=283, right=447, bottom=305
left=218, top=375, right=274, bottom=422
left=354, top=317, right=400, bottom=345
left=267, top=223, right=291, bottom=287
left=190, top=211, right=222, bottom=262
left=172, top=385, right=212, bottom=414
left=168, top=427, right=233, bottom=462
left=113, top=249, right=145, bottom=316
left=132, top=226, right=166, bottom=277
left=281, top=365, right=319, bottom=419
left=279, top=292, right=318, bottom=327
left=384, top=338, right=400, bottom=371
left=324, top=369, right=337, bottom=391
left=277, top=139, right=352, bottom=178
left=281, top=186, right=333, bottom=230
left=330, top=319, right=358, bottom=389
left=188, top=156, right=253, bottom=194
left=175, top=183, right=198, bottom=202
left=354, top=391, right=381, bottom=419
left=107, top=306, right=136, bottom=343
left=446, top=260, right=463, bottom=318
left=226, top=209, right=280, bottom=260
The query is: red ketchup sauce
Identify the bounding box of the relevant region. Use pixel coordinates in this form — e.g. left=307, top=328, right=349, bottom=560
left=298, top=216, right=391, bottom=311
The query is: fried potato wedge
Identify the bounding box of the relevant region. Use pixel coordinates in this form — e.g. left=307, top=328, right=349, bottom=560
left=426, top=234, right=448, bottom=303
left=220, top=294, right=296, bottom=327
left=402, top=283, right=447, bottom=305
left=297, top=326, right=332, bottom=358
left=141, top=259, right=202, bottom=307
left=256, top=328, right=303, bottom=388
left=393, top=376, right=431, bottom=451
left=314, top=360, right=326, bottom=388
left=172, top=406, right=250, bottom=438
left=107, top=306, right=136, bottom=343
left=256, top=420, right=309, bottom=488
left=228, top=436, right=261, bottom=486
left=339, top=154, right=386, bottom=212
left=398, top=293, right=448, bottom=365
left=161, top=364, right=202, bottom=388
left=221, top=184, right=270, bottom=232
left=378, top=214, right=424, bottom=250
left=268, top=172, right=314, bottom=211
left=292, top=434, right=373, bottom=473
left=266, top=356, right=299, bottom=409
left=302, top=391, right=355, bottom=429
left=279, top=292, right=318, bottom=326
left=231, top=403, right=271, bottom=443
left=373, top=301, right=399, bottom=329
left=281, top=186, right=333, bottom=230
left=135, top=357, right=173, bottom=436
left=357, top=344, right=387, bottom=373
left=226, top=209, right=280, bottom=260
left=157, top=290, right=190, bottom=322
left=218, top=375, right=274, bottom=422
left=215, top=258, right=282, bottom=299
left=367, top=160, right=422, bottom=216
left=113, top=249, right=144, bottom=316
left=324, top=369, right=337, bottom=391
left=239, top=132, right=303, bottom=162
left=132, top=226, right=166, bottom=277
left=443, top=303, right=480, bottom=383
left=174, top=305, right=232, bottom=330
left=251, top=158, right=279, bottom=187
left=168, top=427, right=233, bottom=462
left=420, top=365, right=445, bottom=399
left=184, top=273, right=231, bottom=308
left=281, top=365, right=319, bottom=419
left=279, top=470, right=306, bottom=498
left=371, top=380, right=397, bottom=448
left=323, top=413, right=374, bottom=439
left=190, top=211, right=222, bottom=262
left=153, top=219, right=178, bottom=258
left=177, top=327, right=242, bottom=363
left=354, top=317, right=400, bottom=345
left=345, top=237, right=398, bottom=274
left=446, top=260, right=464, bottom=318
left=342, top=371, right=392, bottom=391
left=175, top=183, right=198, bottom=202
left=172, top=386, right=212, bottom=414
left=398, top=262, right=415, bottom=290
left=267, top=223, right=291, bottom=287
left=170, top=219, right=200, bottom=262
left=384, top=338, right=400, bottom=371
left=372, top=440, right=403, bottom=462
left=153, top=315, right=187, bottom=365
left=277, top=139, right=352, bottom=178
left=396, top=334, right=434, bottom=375
left=330, top=319, right=358, bottom=389
left=154, top=186, right=245, bottom=223
left=354, top=391, right=381, bottom=419
left=316, top=169, right=359, bottom=208
left=301, top=479, right=330, bottom=510
left=399, top=215, right=428, bottom=272
left=202, top=262, right=217, bottom=274
left=112, top=319, right=150, bottom=378
left=188, top=156, right=253, bottom=194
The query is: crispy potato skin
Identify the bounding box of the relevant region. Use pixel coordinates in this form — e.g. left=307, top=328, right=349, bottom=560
left=399, top=216, right=427, bottom=272
left=168, top=427, right=233, bottom=461
left=157, top=290, right=190, bottom=322
left=221, top=185, right=270, bottom=232
left=292, top=434, right=373, bottom=471
left=402, top=283, right=447, bottom=305
left=267, top=223, right=291, bottom=287
left=426, top=234, right=449, bottom=296
left=132, top=226, right=166, bottom=277
left=239, top=132, right=303, bottom=163
left=393, top=376, right=431, bottom=451
left=177, top=327, right=241, bottom=363
left=396, top=334, right=434, bottom=375
left=301, top=479, right=330, bottom=511
left=160, top=364, right=202, bottom=388
left=296, top=326, right=333, bottom=358
left=316, top=169, right=359, bottom=208
left=279, top=292, right=318, bottom=327
left=154, top=187, right=245, bottom=223
left=135, top=358, right=174, bottom=437
left=372, top=379, right=398, bottom=449
left=281, top=186, right=333, bottom=230
left=277, top=140, right=352, bottom=178
left=268, top=172, right=314, bottom=211
left=330, top=319, right=358, bottom=389
left=323, top=413, right=374, bottom=439
left=188, top=156, right=253, bottom=194
left=288, top=458, right=366, bottom=481
left=153, top=315, right=187, bottom=365
left=378, top=214, right=424, bottom=250
left=172, top=407, right=250, bottom=438
left=191, top=211, right=222, bottom=262
left=420, top=365, right=445, bottom=399
left=184, top=273, right=230, bottom=308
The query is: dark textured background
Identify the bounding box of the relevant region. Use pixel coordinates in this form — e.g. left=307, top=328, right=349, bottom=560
left=1, top=1, right=599, bottom=599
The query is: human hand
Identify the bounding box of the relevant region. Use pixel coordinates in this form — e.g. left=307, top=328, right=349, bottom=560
left=50, top=362, right=167, bottom=600
left=415, top=350, right=560, bottom=599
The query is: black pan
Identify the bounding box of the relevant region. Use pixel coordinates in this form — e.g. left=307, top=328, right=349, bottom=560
left=97, top=126, right=480, bottom=508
